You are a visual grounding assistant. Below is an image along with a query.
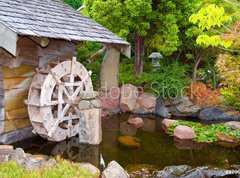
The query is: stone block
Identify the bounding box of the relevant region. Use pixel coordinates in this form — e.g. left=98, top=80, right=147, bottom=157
left=80, top=108, right=102, bottom=145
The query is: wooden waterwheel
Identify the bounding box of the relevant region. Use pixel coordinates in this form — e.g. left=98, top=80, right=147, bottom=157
left=26, top=57, right=93, bottom=142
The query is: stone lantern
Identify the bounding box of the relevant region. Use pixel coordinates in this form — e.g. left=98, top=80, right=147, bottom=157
left=149, top=52, right=163, bottom=69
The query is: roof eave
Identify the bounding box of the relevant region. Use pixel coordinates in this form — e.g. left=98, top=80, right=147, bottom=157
left=0, top=23, right=17, bottom=56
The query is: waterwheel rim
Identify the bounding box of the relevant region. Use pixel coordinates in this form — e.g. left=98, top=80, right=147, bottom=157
left=27, top=57, right=93, bottom=142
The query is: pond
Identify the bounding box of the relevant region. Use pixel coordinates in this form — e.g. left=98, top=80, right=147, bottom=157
left=14, top=114, right=240, bottom=172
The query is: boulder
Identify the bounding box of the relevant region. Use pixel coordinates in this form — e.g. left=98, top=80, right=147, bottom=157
left=169, top=97, right=200, bottom=117
left=120, top=84, right=139, bottom=112
left=137, top=93, right=156, bottom=109
left=40, top=160, right=56, bottom=168
left=102, top=160, right=129, bottom=178
left=21, top=157, right=40, bottom=171
left=79, top=163, right=100, bottom=178
left=155, top=98, right=170, bottom=118
left=198, top=107, right=232, bottom=121
left=161, top=119, right=178, bottom=133
left=99, top=87, right=121, bottom=116
left=157, top=165, right=192, bottom=178
left=9, top=148, right=26, bottom=164
left=0, top=155, right=9, bottom=163
left=127, top=117, right=144, bottom=128
left=173, top=126, right=195, bottom=140
left=132, top=107, right=154, bottom=115
left=215, top=133, right=239, bottom=143
left=157, top=165, right=240, bottom=178
left=224, top=121, right=240, bottom=130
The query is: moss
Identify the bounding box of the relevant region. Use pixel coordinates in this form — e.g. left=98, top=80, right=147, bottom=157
left=0, top=160, right=96, bottom=178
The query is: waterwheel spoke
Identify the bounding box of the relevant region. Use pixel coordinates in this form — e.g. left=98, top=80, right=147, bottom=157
left=28, top=57, right=94, bottom=141
left=69, top=57, right=76, bottom=95
left=72, top=71, right=92, bottom=97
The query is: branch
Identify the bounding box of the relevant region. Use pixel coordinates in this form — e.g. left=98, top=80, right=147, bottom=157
left=223, top=0, right=240, bottom=7
left=218, top=46, right=240, bottom=53
left=221, top=23, right=231, bottom=32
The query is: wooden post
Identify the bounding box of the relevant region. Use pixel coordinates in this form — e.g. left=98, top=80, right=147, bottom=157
left=100, top=47, right=120, bottom=91
left=0, top=49, right=5, bottom=134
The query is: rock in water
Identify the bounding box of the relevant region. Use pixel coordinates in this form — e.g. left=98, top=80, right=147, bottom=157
left=102, top=160, right=129, bottom=178
left=118, top=136, right=140, bottom=148
left=215, top=133, right=239, bottom=143
left=120, top=84, right=139, bottom=112
left=127, top=117, right=144, bottom=128
left=224, top=121, right=240, bottom=130
left=173, top=126, right=195, bottom=140
left=161, top=119, right=178, bottom=133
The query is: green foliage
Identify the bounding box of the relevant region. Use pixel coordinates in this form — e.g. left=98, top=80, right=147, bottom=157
left=190, top=4, right=231, bottom=30
left=63, top=0, right=83, bottom=9
left=147, top=0, right=201, bottom=56
left=216, top=54, right=240, bottom=110
left=85, top=0, right=152, bottom=39
left=189, top=4, right=233, bottom=48
left=119, top=59, right=190, bottom=99
left=168, top=120, right=240, bottom=143
left=221, top=83, right=240, bottom=110
left=77, top=42, right=102, bottom=87
left=0, top=160, right=95, bottom=178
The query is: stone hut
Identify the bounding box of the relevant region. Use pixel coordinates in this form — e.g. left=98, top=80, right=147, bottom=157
left=0, top=0, right=130, bottom=144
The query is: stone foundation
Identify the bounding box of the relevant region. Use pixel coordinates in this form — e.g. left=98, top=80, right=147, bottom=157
left=0, top=127, right=35, bottom=144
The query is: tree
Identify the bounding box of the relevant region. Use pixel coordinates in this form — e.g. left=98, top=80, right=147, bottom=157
left=84, top=0, right=152, bottom=76
left=188, top=3, right=237, bottom=81
left=63, top=0, right=83, bottom=9
left=84, top=0, right=200, bottom=77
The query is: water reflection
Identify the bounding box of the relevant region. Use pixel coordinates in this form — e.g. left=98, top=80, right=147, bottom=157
left=22, top=114, right=240, bottom=170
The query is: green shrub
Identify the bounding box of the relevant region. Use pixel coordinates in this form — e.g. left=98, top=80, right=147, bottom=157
left=77, top=42, right=103, bottom=87
left=221, top=83, right=240, bottom=110
left=0, top=160, right=95, bottom=178
left=119, top=59, right=190, bottom=99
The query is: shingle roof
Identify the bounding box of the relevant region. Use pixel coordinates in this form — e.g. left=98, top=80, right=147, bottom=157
left=0, top=0, right=129, bottom=45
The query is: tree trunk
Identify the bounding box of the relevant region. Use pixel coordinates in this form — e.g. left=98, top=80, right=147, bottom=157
left=193, top=56, right=201, bottom=81
left=134, top=33, right=144, bottom=77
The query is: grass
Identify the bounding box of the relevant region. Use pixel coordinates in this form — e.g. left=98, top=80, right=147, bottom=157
left=168, top=120, right=240, bottom=143
left=0, top=160, right=96, bottom=178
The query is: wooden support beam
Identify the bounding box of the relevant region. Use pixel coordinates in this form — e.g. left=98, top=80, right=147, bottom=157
left=29, top=36, right=50, bottom=48
left=102, top=43, right=131, bottom=58
left=87, top=47, right=106, bottom=63
left=0, top=24, right=18, bottom=56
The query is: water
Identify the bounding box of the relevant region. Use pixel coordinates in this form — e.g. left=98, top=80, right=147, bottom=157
left=16, top=114, right=240, bottom=171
